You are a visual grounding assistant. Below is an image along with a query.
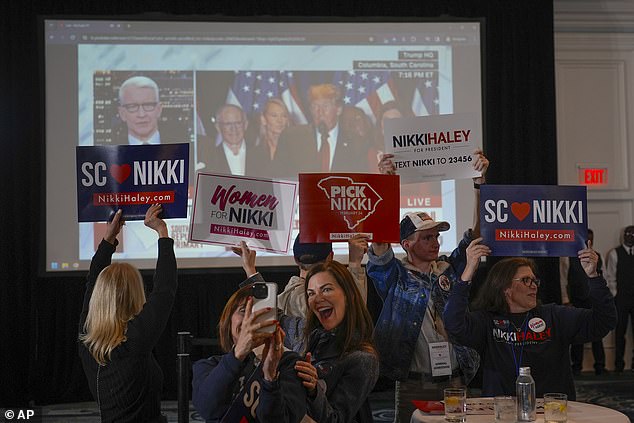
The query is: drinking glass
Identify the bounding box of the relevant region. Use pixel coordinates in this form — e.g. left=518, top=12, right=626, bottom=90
left=494, top=395, right=516, bottom=423
left=444, top=387, right=466, bottom=423
left=543, top=393, right=567, bottom=423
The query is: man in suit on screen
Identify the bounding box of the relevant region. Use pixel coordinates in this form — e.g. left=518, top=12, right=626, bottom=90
left=117, top=76, right=164, bottom=145
left=206, top=104, right=256, bottom=176
left=273, top=83, right=368, bottom=179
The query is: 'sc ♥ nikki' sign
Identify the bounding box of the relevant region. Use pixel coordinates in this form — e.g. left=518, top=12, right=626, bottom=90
left=189, top=173, right=298, bottom=254
left=299, top=173, right=400, bottom=243
left=76, top=143, right=189, bottom=222
left=383, top=113, right=482, bottom=184
left=480, top=185, right=587, bottom=257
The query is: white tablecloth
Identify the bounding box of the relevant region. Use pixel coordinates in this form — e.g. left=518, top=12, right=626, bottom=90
left=410, top=399, right=631, bottom=423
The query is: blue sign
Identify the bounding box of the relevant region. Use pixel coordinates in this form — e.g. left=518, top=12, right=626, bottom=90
left=480, top=185, right=587, bottom=257
left=76, top=144, right=189, bottom=222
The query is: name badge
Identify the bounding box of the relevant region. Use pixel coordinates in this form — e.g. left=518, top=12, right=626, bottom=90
left=429, top=341, right=452, bottom=377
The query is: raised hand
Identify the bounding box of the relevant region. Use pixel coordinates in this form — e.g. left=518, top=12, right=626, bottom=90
left=378, top=153, right=396, bottom=175
left=578, top=239, right=599, bottom=278
left=144, top=204, right=168, bottom=238
left=461, top=237, right=491, bottom=282
left=233, top=296, right=276, bottom=361
left=104, top=209, right=124, bottom=245
left=472, top=149, right=489, bottom=183
left=348, top=234, right=369, bottom=268
left=231, top=240, right=257, bottom=276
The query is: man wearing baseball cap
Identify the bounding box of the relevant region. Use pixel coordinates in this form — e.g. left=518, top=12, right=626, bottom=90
left=236, top=233, right=368, bottom=318
left=369, top=149, right=488, bottom=422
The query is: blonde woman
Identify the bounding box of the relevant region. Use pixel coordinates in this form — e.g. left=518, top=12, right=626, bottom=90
left=253, top=98, right=291, bottom=177
left=78, top=204, right=176, bottom=423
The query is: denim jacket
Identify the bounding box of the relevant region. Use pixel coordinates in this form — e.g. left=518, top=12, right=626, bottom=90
left=366, top=231, right=480, bottom=383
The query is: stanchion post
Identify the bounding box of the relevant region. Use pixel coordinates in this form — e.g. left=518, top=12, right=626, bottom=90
left=177, top=331, right=191, bottom=423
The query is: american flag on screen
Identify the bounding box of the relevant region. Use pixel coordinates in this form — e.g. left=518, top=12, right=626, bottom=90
left=225, top=70, right=399, bottom=124
left=411, top=74, right=439, bottom=116
left=333, top=70, right=397, bottom=124
left=226, top=71, right=307, bottom=124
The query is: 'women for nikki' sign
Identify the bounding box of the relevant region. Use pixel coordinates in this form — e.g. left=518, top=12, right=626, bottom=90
left=189, top=173, right=298, bottom=254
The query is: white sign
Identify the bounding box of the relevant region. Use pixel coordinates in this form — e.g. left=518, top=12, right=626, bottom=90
left=383, top=113, right=483, bottom=184
left=189, top=173, right=298, bottom=254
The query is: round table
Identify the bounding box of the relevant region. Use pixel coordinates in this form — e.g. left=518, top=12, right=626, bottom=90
left=410, top=399, right=631, bottom=422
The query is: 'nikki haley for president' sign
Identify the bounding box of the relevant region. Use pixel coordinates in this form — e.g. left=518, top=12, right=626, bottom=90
left=76, top=144, right=189, bottom=222
left=480, top=185, right=587, bottom=257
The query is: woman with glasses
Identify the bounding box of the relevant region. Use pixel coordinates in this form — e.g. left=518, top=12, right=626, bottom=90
left=443, top=238, right=616, bottom=399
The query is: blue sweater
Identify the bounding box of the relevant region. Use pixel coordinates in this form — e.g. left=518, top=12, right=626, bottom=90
left=192, top=350, right=306, bottom=423
left=443, top=276, right=617, bottom=399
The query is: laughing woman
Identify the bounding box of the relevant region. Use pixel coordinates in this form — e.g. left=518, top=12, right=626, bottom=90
left=236, top=240, right=379, bottom=423
left=295, top=260, right=379, bottom=423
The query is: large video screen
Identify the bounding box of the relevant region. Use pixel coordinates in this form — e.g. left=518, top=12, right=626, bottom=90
left=43, top=18, right=483, bottom=272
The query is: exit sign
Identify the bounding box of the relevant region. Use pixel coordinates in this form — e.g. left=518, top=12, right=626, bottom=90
left=578, top=167, right=608, bottom=186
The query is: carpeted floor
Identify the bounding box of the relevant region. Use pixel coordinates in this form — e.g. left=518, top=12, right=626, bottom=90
left=33, top=371, right=634, bottom=422
left=573, top=371, right=634, bottom=422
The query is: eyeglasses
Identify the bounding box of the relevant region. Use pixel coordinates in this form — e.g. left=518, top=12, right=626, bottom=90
left=512, top=277, right=541, bottom=288
left=217, top=121, right=244, bottom=129
left=120, top=102, right=158, bottom=113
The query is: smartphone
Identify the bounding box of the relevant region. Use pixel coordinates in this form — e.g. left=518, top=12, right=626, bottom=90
left=251, top=282, right=278, bottom=334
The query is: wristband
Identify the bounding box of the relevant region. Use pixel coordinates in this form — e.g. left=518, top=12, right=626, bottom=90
left=473, top=182, right=481, bottom=189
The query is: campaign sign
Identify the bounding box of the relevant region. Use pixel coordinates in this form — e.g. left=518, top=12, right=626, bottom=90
left=383, top=113, right=482, bottom=184
left=189, top=173, right=298, bottom=254
left=299, top=173, right=400, bottom=243
left=76, top=143, right=189, bottom=222
left=480, top=185, right=587, bottom=257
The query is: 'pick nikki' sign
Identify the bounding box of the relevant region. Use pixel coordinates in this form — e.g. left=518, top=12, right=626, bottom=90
left=299, top=173, right=400, bottom=243
left=480, top=185, right=587, bottom=257
left=76, top=144, right=189, bottom=222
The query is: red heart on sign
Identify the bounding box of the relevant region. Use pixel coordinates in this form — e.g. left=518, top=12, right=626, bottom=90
left=110, top=164, right=131, bottom=184
left=511, top=202, right=530, bottom=221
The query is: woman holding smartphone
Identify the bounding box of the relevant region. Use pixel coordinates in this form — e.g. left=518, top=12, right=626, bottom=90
left=236, top=244, right=379, bottom=423
left=192, top=284, right=306, bottom=423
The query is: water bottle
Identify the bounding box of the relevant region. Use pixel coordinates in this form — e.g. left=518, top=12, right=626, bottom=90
left=516, top=366, right=536, bottom=422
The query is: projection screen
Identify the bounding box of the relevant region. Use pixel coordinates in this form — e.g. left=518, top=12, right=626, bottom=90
left=42, top=18, right=483, bottom=272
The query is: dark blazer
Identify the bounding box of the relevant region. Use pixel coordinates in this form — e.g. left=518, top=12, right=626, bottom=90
left=272, top=123, right=369, bottom=179
left=200, top=139, right=257, bottom=176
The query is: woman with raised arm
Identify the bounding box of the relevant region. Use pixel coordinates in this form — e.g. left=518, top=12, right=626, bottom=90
left=78, top=204, right=176, bottom=423
left=443, top=238, right=616, bottom=400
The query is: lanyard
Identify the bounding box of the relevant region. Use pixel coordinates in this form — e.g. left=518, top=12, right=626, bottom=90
left=509, top=312, right=529, bottom=377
